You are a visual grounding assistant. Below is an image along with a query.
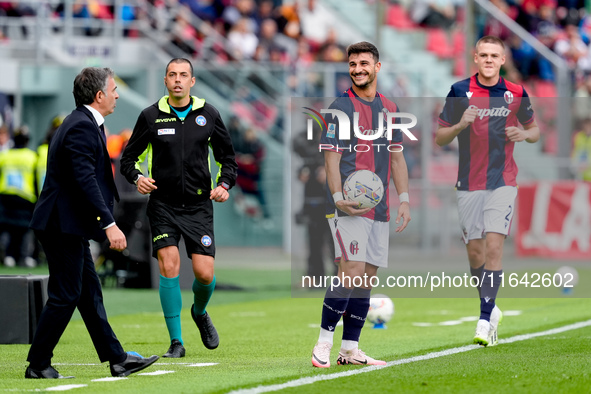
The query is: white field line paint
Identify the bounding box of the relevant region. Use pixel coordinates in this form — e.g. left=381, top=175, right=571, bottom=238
left=229, top=319, right=591, bottom=394
left=503, top=310, right=523, bottom=316
left=45, top=384, right=87, bottom=391
left=91, top=377, right=127, bottom=382
left=152, top=362, right=218, bottom=367
left=136, top=370, right=175, bottom=376
left=413, top=310, right=523, bottom=327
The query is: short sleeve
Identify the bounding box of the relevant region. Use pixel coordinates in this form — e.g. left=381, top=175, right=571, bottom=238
left=517, top=87, right=535, bottom=126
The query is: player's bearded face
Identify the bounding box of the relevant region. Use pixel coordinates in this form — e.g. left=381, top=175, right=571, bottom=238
left=348, top=53, right=380, bottom=89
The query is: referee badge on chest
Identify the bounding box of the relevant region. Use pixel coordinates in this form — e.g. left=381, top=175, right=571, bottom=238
left=196, top=115, right=207, bottom=126
left=201, top=235, right=212, bottom=247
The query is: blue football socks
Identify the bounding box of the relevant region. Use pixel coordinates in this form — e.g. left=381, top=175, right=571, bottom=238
left=480, top=269, right=503, bottom=321
left=192, top=275, right=216, bottom=316
left=320, top=285, right=353, bottom=332
left=342, top=288, right=371, bottom=342
left=159, top=275, right=183, bottom=345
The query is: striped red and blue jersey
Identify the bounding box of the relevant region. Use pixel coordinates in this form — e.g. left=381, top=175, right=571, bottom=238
left=320, top=88, right=403, bottom=222
left=438, top=74, right=535, bottom=191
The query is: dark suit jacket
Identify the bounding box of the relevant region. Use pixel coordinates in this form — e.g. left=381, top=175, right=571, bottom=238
left=30, top=106, right=119, bottom=242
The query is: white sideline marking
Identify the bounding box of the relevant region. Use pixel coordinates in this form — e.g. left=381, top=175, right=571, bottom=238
left=187, top=363, right=219, bottom=367
left=137, top=370, right=175, bottom=376
left=46, top=384, right=87, bottom=391
left=229, top=319, right=591, bottom=394
left=91, top=377, right=127, bottom=382
left=412, top=310, right=523, bottom=327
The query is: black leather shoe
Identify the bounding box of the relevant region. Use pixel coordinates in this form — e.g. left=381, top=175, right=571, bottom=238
left=110, top=352, right=159, bottom=377
left=191, top=305, right=219, bottom=350
left=25, top=365, right=74, bottom=379
left=163, top=339, right=186, bottom=358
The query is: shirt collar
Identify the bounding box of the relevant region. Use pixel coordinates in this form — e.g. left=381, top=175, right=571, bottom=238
left=84, top=105, right=105, bottom=127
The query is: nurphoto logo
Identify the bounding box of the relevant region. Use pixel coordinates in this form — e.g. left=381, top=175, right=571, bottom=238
left=303, top=106, right=418, bottom=153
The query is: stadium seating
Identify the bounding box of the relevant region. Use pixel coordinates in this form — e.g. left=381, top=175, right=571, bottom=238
left=386, top=4, right=417, bottom=30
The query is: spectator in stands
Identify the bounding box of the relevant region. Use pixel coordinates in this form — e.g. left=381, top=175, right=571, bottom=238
left=254, top=0, right=274, bottom=28
left=148, top=0, right=176, bottom=33
left=317, top=29, right=347, bottom=62
left=36, top=115, right=64, bottom=193
left=0, top=120, right=12, bottom=152
left=0, top=126, right=38, bottom=267
left=571, top=117, right=591, bottom=181
left=556, top=0, right=586, bottom=27
left=54, top=2, right=104, bottom=37
left=554, top=20, right=591, bottom=77
left=276, top=0, right=301, bottom=40
left=255, top=18, right=296, bottom=62
left=410, top=0, right=457, bottom=29
left=169, top=6, right=199, bottom=56
left=574, top=73, right=591, bottom=118
left=293, top=127, right=334, bottom=279
left=228, top=16, right=259, bottom=59
left=222, top=0, right=258, bottom=33
left=234, top=127, right=269, bottom=219
left=0, top=92, right=13, bottom=135
left=483, top=0, right=516, bottom=41
left=299, top=0, right=333, bottom=51
left=181, top=0, right=223, bottom=23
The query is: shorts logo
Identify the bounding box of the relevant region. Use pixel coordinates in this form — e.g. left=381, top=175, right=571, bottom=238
left=158, top=128, right=175, bottom=135
left=326, top=123, right=335, bottom=138
left=153, top=233, right=169, bottom=242
left=201, top=235, right=212, bottom=247
left=349, top=240, right=359, bottom=255
left=196, top=115, right=207, bottom=126
left=504, top=91, right=514, bottom=104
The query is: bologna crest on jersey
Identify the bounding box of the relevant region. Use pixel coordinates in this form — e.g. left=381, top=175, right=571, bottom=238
left=349, top=240, right=359, bottom=255
left=201, top=235, right=212, bottom=247
left=196, top=115, right=207, bottom=126
left=504, top=91, right=514, bottom=104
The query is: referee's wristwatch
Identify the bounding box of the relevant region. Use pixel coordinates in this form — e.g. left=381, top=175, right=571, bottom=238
left=218, top=181, right=230, bottom=191
left=133, top=174, right=144, bottom=185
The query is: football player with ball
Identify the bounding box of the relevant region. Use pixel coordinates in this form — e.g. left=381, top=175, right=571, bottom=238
left=311, top=41, right=411, bottom=368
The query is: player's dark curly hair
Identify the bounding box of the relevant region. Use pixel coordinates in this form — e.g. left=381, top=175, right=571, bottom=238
left=73, top=67, right=114, bottom=107
left=166, top=58, right=194, bottom=77
left=347, top=41, right=379, bottom=62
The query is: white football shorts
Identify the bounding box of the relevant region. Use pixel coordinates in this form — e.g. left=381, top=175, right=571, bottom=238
left=457, top=186, right=517, bottom=244
left=327, top=214, right=389, bottom=268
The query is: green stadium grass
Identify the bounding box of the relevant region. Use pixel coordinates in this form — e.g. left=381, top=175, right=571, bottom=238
left=1, top=265, right=590, bottom=393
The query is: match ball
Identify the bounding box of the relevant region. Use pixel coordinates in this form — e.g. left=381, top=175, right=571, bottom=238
left=556, top=266, right=579, bottom=288
left=367, top=295, right=395, bottom=327
left=343, top=170, right=384, bottom=209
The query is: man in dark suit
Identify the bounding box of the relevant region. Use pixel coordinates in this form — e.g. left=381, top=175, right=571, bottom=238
left=25, top=67, right=159, bottom=379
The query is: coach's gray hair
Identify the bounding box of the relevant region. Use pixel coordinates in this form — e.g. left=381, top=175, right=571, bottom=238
left=73, top=67, right=114, bottom=107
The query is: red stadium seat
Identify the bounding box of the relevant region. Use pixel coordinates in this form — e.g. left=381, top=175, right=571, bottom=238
left=533, top=80, right=557, bottom=97
left=426, top=28, right=454, bottom=59
left=452, top=28, right=464, bottom=55
left=386, top=4, right=417, bottom=30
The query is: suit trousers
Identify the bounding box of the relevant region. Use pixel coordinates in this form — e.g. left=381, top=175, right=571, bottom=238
left=26, top=230, right=125, bottom=368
